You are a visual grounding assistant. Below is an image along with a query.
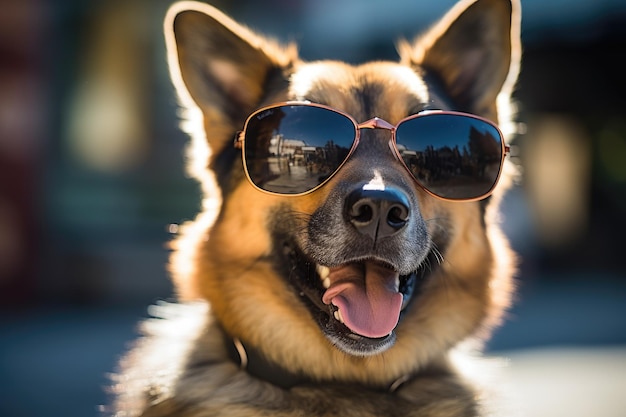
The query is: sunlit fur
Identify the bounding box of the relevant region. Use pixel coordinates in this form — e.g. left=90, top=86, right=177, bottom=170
left=111, top=0, right=521, bottom=415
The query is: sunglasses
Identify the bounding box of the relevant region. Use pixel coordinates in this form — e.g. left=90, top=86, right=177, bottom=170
left=235, top=102, right=509, bottom=201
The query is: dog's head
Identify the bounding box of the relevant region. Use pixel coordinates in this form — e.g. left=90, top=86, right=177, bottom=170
left=165, top=0, right=520, bottom=386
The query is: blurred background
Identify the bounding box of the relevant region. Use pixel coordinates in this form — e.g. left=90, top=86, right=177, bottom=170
left=0, top=0, right=625, bottom=416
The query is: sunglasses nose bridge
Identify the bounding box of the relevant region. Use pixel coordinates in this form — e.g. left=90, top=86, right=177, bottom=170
left=356, top=118, right=404, bottom=164
left=357, top=117, right=395, bottom=131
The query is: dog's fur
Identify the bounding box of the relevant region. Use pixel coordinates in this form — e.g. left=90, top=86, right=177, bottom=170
left=110, top=0, right=521, bottom=415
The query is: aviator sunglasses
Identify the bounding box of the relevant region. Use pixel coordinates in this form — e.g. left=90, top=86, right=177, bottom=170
left=235, top=102, right=509, bottom=201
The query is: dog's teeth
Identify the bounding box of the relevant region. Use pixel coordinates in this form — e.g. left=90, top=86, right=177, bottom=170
left=317, top=264, right=330, bottom=288
left=334, top=309, right=345, bottom=324
left=316, top=264, right=330, bottom=279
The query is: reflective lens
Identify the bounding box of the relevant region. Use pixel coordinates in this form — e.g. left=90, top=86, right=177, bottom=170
left=395, top=113, right=504, bottom=200
left=241, top=104, right=505, bottom=200
left=243, top=105, right=356, bottom=194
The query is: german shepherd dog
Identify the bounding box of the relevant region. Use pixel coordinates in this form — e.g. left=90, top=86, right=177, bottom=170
left=110, top=0, right=521, bottom=415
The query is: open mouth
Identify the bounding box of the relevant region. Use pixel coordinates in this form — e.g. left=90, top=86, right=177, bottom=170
left=281, top=241, right=426, bottom=356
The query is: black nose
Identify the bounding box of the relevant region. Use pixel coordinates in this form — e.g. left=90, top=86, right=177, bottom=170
left=346, top=187, right=410, bottom=240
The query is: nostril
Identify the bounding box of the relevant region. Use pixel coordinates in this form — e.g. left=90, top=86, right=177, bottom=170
left=349, top=200, right=375, bottom=224
left=387, top=204, right=409, bottom=228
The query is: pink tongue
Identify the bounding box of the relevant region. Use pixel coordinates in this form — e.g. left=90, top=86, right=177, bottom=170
left=321, top=261, right=402, bottom=338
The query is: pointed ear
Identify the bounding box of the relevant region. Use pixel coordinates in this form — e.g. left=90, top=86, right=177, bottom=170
left=164, top=1, right=297, bottom=144
left=401, top=0, right=521, bottom=116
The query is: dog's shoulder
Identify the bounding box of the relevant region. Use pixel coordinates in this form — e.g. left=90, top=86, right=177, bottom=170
left=109, top=302, right=224, bottom=416
left=109, top=302, right=293, bottom=416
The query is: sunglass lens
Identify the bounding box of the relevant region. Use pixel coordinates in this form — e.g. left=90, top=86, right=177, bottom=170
left=243, top=105, right=356, bottom=194
left=395, top=114, right=503, bottom=200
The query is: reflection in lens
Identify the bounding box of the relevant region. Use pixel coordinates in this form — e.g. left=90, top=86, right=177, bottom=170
left=244, top=105, right=356, bottom=194
left=396, top=114, right=503, bottom=199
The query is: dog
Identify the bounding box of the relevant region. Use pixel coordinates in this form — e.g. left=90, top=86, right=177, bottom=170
left=109, top=0, right=521, bottom=415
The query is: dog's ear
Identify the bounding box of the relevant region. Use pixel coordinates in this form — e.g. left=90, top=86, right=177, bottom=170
left=401, top=0, right=521, bottom=116
left=164, top=2, right=297, bottom=148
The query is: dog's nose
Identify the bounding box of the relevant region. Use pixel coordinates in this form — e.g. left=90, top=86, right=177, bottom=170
left=346, top=187, right=410, bottom=240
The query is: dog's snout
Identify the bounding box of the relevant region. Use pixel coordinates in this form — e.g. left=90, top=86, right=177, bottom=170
left=346, top=187, right=410, bottom=241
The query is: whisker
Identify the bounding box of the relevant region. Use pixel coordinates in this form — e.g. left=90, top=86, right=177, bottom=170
left=430, top=244, right=445, bottom=266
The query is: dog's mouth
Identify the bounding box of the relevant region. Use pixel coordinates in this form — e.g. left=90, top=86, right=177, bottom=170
left=282, top=242, right=424, bottom=356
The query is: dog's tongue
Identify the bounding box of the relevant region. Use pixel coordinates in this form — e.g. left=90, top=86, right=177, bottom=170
left=321, top=261, right=402, bottom=338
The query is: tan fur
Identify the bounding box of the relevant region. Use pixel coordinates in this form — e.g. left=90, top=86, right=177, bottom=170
left=109, top=0, right=522, bottom=415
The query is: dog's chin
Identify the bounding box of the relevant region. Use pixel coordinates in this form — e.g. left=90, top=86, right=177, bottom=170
left=280, top=240, right=426, bottom=357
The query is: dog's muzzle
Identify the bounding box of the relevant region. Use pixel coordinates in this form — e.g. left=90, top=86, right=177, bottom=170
left=274, top=181, right=432, bottom=356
